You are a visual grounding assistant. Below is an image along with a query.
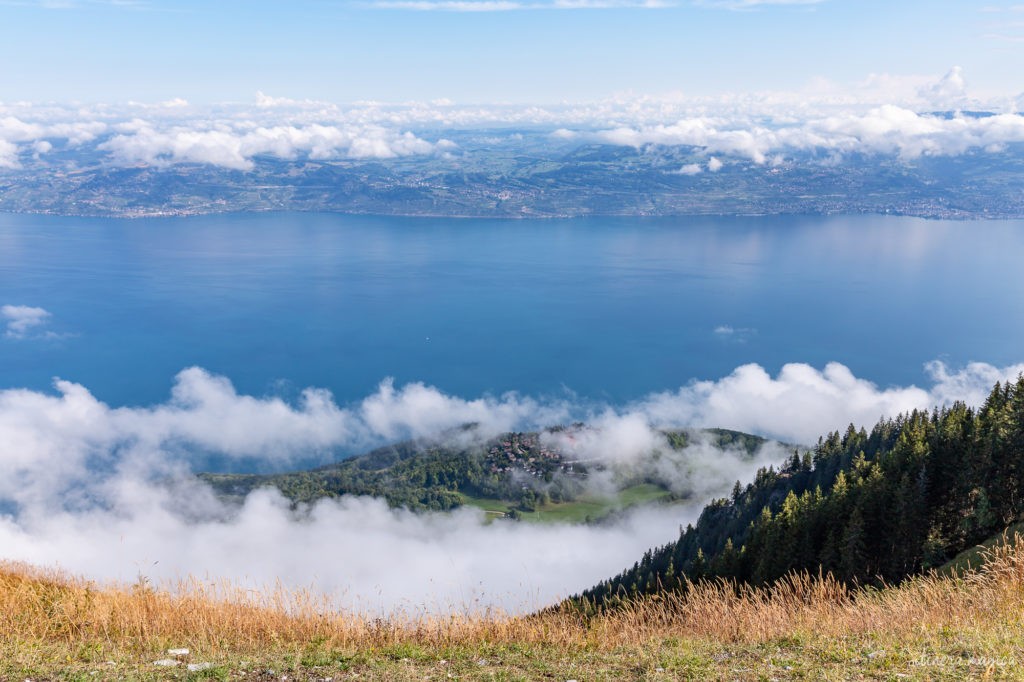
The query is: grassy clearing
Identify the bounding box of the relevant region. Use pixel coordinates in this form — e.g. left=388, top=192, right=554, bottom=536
left=459, top=484, right=674, bottom=524
left=457, top=493, right=515, bottom=518
left=616, top=483, right=674, bottom=507
left=6, top=540, right=1024, bottom=680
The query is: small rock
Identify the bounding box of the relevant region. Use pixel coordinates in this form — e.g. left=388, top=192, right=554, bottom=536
left=167, top=648, right=190, bottom=658
left=476, top=659, right=488, bottom=666
left=187, top=663, right=213, bottom=672
left=153, top=659, right=179, bottom=667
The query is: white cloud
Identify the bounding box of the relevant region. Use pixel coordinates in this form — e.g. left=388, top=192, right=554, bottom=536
left=695, top=0, right=824, bottom=8
left=555, top=0, right=673, bottom=6
left=9, top=0, right=151, bottom=7
left=921, top=66, right=970, bottom=110
left=0, top=116, right=45, bottom=142
left=0, top=114, right=107, bottom=167
left=713, top=325, right=754, bottom=342
left=253, top=91, right=332, bottom=109
left=358, top=377, right=567, bottom=443
left=923, top=360, right=1024, bottom=408
left=707, top=155, right=723, bottom=171
left=0, top=139, right=18, bottom=168
left=589, top=105, right=1024, bottom=162
left=1, top=305, right=51, bottom=338
left=373, top=0, right=525, bottom=9
left=676, top=162, right=702, bottom=174
left=98, top=122, right=440, bottom=169
left=633, top=360, right=1024, bottom=444
left=370, top=0, right=672, bottom=10
left=100, top=126, right=251, bottom=169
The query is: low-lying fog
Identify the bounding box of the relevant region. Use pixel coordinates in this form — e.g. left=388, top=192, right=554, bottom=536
left=0, top=359, right=1018, bottom=614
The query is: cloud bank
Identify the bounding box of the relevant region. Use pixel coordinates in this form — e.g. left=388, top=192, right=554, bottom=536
left=633, top=361, right=1015, bottom=445
left=0, top=359, right=1021, bottom=613
left=593, top=105, right=1024, bottom=163
left=0, top=68, right=1022, bottom=171
left=98, top=122, right=444, bottom=170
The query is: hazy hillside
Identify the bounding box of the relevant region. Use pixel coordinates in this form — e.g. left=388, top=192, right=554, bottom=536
left=201, top=427, right=773, bottom=524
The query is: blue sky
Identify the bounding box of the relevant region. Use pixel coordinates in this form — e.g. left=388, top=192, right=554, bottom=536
left=0, top=0, right=1019, bottom=104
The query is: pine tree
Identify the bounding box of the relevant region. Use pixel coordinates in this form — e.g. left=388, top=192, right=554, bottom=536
left=840, top=506, right=867, bottom=582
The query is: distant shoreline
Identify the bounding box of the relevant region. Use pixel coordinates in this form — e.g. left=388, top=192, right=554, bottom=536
left=0, top=207, right=1013, bottom=221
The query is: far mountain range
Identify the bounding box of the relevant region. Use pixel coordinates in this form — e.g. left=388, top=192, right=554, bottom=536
left=3, top=127, right=1023, bottom=220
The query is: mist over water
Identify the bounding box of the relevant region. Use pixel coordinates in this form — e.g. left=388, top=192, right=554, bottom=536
left=3, top=211, right=1024, bottom=611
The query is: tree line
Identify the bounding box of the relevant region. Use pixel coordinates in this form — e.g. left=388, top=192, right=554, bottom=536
left=581, top=376, right=1024, bottom=607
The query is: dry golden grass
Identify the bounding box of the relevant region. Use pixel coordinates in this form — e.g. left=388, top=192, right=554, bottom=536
left=568, top=536, right=1024, bottom=651
left=4, top=539, right=1024, bottom=679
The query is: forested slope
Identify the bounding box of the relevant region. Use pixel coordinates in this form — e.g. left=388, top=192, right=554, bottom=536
left=583, top=377, right=1024, bottom=606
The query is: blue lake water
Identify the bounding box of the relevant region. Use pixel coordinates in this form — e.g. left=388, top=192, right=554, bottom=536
left=2, top=211, right=1023, bottom=408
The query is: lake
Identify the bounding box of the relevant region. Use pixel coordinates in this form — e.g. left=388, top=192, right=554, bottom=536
left=2, top=211, right=1022, bottom=411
